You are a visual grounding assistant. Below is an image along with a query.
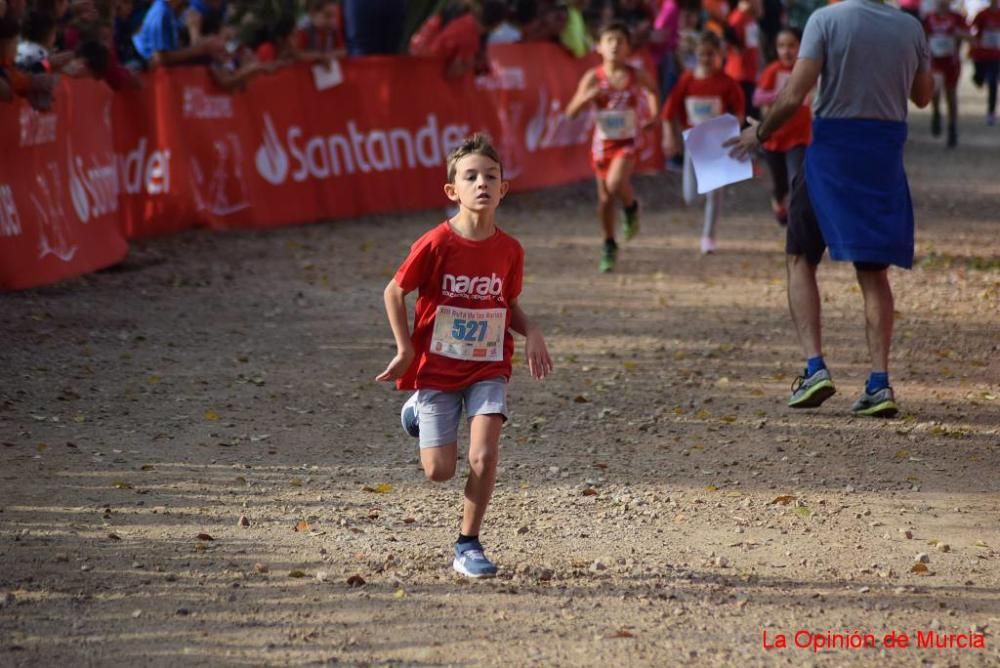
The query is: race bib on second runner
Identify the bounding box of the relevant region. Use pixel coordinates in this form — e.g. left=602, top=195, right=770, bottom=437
left=685, top=96, right=723, bottom=125
left=982, top=30, right=1000, bottom=49
left=595, top=109, right=637, bottom=141
left=430, top=306, right=506, bottom=362
left=929, top=34, right=956, bottom=57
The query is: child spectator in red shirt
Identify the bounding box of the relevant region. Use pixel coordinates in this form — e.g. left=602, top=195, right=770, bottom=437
left=376, top=134, right=551, bottom=579
left=662, top=30, right=745, bottom=254
left=971, top=0, right=1000, bottom=124
left=753, top=27, right=811, bottom=225
left=566, top=21, right=658, bottom=273
left=419, top=1, right=506, bottom=79
left=924, top=0, right=969, bottom=146
left=294, top=0, right=345, bottom=59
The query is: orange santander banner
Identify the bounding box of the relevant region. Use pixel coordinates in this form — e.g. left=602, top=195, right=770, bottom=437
left=1, top=44, right=662, bottom=290
left=0, top=79, right=128, bottom=290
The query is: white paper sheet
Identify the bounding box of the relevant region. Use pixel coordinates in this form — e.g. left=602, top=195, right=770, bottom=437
left=682, top=113, right=753, bottom=194
left=312, top=60, right=344, bottom=91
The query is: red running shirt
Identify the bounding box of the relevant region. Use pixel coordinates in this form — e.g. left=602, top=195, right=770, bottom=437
left=923, top=11, right=967, bottom=65
left=971, top=8, right=1000, bottom=61
left=394, top=222, right=524, bottom=392
left=757, top=61, right=812, bottom=152
left=590, top=64, right=646, bottom=159
left=662, top=70, right=745, bottom=129
left=724, top=7, right=760, bottom=84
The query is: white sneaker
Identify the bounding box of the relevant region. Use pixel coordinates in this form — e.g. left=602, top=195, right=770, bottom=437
left=400, top=393, right=419, bottom=438
left=700, top=236, right=717, bottom=254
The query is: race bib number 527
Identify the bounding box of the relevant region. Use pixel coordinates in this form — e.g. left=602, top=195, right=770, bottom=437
left=430, top=306, right=506, bottom=362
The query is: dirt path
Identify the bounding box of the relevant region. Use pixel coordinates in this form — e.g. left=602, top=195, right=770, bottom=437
left=1, top=88, right=998, bottom=667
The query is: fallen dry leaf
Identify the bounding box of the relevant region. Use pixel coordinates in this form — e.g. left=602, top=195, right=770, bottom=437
left=112, top=480, right=133, bottom=490
left=910, top=563, right=930, bottom=574
left=294, top=520, right=311, bottom=532
left=771, top=495, right=797, bottom=505
left=607, top=629, right=636, bottom=639
left=362, top=483, right=393, bottom=494
left=393, top=589, right=406, bottom=599
left=288, top=570, right=306, bottom=578
left=582, top=488, right=598, bottom=496
left=196, top=533, right=214, bottom=541
left=346, top=574, right=366, bottom=587
left=204, top=410, right=220, bottom=421
left=254, top=563, right=269, bottom=574
left=107, top=533, right=121, bottom=541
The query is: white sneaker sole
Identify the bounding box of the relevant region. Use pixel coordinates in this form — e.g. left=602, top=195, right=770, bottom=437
left=452, top=558, right=496, bottom=578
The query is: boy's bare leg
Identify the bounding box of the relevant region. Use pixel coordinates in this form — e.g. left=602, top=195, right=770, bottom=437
left=596, top=176, right=615, bottom=239
left=419, top=443, right=457, bottom=483
left=786, top=254, right=823, bottom=359
left=946, top=86, right=958, bottom=124
left=461, top=414, right=503, bottom=536
left=605, top=156, right=636, bottom=207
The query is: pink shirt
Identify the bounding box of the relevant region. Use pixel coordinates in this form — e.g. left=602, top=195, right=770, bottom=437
left=651, top=0, right=680, bottom=58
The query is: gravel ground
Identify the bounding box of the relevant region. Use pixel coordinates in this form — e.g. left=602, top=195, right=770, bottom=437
left=1, top=88, right=998, bottom=667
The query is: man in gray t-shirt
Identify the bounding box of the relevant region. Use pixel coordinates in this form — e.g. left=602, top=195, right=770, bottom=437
left=801, top=0, right=930, bottom=120
left=727, top=0, right=933, bottom=418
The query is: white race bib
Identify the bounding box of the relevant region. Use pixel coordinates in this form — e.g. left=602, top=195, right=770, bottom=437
left=595, top=109, right=637, bottom=141
left=982, top=30, right=1000, bottom=49
left=430, top=306, right=506, bottom=362
left=745, top=23, right=760, bottom=49
left=685, top=96, right=723, bottom=125
left=929, top=34, right=956, bottom=57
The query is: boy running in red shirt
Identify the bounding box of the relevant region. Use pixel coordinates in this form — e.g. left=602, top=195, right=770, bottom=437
left=753, top=27, right=812, bottom=225
left=662, top=31, right=745, bottom=254
left=566, top=21, right=658, bottom=273
left=724, top=0, right=761, bottom=119
left=924, top=0, right=970, bottom=146
left=971, top=0, right=1000, bottom=124
left=376, top=134, right=552, bottom=579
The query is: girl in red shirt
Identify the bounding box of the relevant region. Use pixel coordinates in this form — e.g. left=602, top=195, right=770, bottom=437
left=753, top=27, right=812, bottom=225
left=662, top=30, right=745, bottom=254
left=971, top=0, right=1000, bottom=124
left=924, top=0, right=970, bottom=146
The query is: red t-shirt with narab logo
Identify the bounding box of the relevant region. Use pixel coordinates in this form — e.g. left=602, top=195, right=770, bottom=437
left=394, top=221, right=524, bottom=392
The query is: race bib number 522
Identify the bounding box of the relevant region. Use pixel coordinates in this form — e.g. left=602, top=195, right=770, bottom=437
left=430, top=306, right=506, bottom=362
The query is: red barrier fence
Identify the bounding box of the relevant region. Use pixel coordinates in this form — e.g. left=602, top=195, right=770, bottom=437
left=1, top=44, right=662, bottom=290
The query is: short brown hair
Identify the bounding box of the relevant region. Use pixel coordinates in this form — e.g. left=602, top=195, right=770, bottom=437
left=598, top=21, right=631, bottom=45
left=697, top=30, right=723, bottom=52
left=446, top=133, right=503, bottom=183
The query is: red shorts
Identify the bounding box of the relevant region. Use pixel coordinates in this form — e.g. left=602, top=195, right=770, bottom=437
left=931, top=58, right=961, bottom=89
left=591, top=140, right=636, bottom=178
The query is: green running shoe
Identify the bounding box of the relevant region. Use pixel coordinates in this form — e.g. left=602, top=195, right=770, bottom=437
left=599, top=239, right=618, bottom=273
left=622, top=202, right=640, bottom=242
left=851, top=386, right=898, bottom=418
left=788, top=368, right=836, bottom=408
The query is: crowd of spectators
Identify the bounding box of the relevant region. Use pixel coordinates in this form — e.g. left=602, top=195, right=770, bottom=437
left=3, top=1, right=996, bottom=116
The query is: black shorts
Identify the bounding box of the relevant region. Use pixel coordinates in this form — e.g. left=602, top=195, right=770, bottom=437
left=786, top=170, right=888, bottom=272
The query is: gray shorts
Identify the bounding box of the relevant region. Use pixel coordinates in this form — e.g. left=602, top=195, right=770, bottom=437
left=414, top=377, right=508, bottom=449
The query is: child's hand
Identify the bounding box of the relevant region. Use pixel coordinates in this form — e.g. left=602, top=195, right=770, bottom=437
left=524, top=330, right=553, bottom=381
left=662, top=135, right=678, bottom=158
left=375, top=350, right=414, bottom=383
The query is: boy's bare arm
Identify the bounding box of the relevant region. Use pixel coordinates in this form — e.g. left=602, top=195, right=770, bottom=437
left=509, top=299, right=552, bottom=380
left=566, top=69, right=599, bottom=119
left=375, top=280, right=415, bottom=382
left=637, top=67, right=660, bottom=123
